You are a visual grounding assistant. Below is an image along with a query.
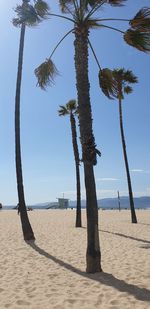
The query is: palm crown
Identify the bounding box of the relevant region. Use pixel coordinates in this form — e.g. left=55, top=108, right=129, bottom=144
left=99, top=68, right=138, bottom=100
left=58, top=100, right=78, bottom=116
left=35, top=1, right=150, bottom=89
left=13, top=0, right=50, bottom=27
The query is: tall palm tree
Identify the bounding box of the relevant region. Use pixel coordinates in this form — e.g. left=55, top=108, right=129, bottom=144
left=35, top=1, right=150, bottom=272
left=13, top=0, right=49, bottom=240
left=100, top=68, right=138, bottom=223
left=58, top=100, right=82, bottom=227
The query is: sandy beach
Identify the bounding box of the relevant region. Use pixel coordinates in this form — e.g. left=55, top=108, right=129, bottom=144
left=0, top=209, right=150, bottom=309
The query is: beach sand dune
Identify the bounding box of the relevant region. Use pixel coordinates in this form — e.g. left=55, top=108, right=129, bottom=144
left=0, top=210, right=150, bottom=309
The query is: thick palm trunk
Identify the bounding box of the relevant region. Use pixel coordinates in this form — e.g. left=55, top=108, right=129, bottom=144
left=70, top=114, right=82, bottom=227
left=119, top=99, right=137, bottom=223
left=15, top=23, right=35, bottom=240
left=74, top=27, right=102, bottom=273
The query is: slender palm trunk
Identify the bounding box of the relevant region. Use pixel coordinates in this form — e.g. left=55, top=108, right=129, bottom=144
left=70, top=113, right=82, bottom=227
left=117, top=190, right=121, bottom=211
left=74, top=26, right=102, bottom=273
left=118, top=98, right=137, bottom=223
left=15, top=23, right=35, bottom=240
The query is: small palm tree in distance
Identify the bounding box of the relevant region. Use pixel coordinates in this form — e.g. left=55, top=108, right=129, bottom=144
left=58, top=100, right=82, bottom=227
left=99, top=68, right=138, bottom=223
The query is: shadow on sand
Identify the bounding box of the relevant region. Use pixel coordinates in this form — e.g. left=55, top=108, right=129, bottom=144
left=140, top=244, right=150, bottom=249
left=26, top=240, right=150, bottom=302
left=100, top=230, right=150, bottom=244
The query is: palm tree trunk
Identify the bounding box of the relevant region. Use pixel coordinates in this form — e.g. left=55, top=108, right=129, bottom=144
left=74, top=26, right=102, bottom=273
left=118, top=98, right=137, bottom=223
left=15, top=22, right=35, bottom=240
left=70, top=113, right=82, bottom=227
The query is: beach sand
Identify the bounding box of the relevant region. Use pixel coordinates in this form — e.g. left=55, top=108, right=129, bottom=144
left=0, top=209, right=150, bottom=309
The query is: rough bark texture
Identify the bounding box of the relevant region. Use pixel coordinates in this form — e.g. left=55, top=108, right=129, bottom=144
left=70, top=113, right=82, bottom=227
left=74, top=26, right=102, bottom=273
left=15, top=22, right=35, bottom=240
left=119, top=98, right=137, bottom=223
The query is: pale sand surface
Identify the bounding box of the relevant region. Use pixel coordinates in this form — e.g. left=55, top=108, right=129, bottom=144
left=0, top=210, right=150, bottom=309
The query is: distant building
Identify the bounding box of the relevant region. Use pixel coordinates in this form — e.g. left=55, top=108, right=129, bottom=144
left=57, top=198, right=69, bottom=209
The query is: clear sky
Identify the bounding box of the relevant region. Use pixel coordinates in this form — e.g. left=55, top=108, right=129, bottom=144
left=0, top=0, right=149, bottom=205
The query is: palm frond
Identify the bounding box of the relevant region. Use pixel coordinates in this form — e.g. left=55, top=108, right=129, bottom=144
left=58, top=100, right=77, bottom=116
left=107, top=0, right=127, bottom=7
left=12, top=18, right=21, bottom=27
left=112, top=69, right=138, bottom=84
left=34, top=0, right=50, bottom=18
left=124, top=29, right=150, bottom=53
left=59, top=0, right=75, bottom=14
left=123, top=70, right=138, bottom=84
left=87, top=0, right=101, bottom=7
left=99, top=67, right=137, bottom=100
left=87, top=0, right=127, bottom=8
left=66, top=99, right=77, bottom=111
left=130, top=7, right=150, bottom=33
left=111, top=68, right=137, bottom=99
left=82, top=1, right=106, bottom=14
left=35, top=59, right=59, bottom=90
left=13, top=0, right=49, bottom=27
left=58, top=105, right=69, bottom=116
left=87, top=0, right=95, bottom=6
left=123, top=85, right=133, bottom=95
left=86, top=18, right=101, bottom=28
left=13, top=3, right=40, bottom=26
left=98, top=68, right=117, bottom=99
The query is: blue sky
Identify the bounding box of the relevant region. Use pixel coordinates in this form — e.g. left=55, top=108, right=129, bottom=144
left=0, top=0, right=149, bottom=205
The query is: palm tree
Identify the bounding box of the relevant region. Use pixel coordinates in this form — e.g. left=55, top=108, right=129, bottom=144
left=13, top=0, right=49, bottom=240
left=58, top=100, right=82, bottom=227
left=100, top=68, right=138, bottom=223
left=35, top=1, right=150, bottom=272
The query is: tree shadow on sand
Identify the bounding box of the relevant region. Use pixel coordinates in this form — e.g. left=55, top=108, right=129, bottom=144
left=100, top=230, right=150, bottom=244
left=140, top=244, right=150, bottom=249
left=26, top=241, right=150, bottom=302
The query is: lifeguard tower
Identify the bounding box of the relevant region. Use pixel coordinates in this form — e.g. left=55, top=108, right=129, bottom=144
left=57, top=198, right=69, bottom=209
